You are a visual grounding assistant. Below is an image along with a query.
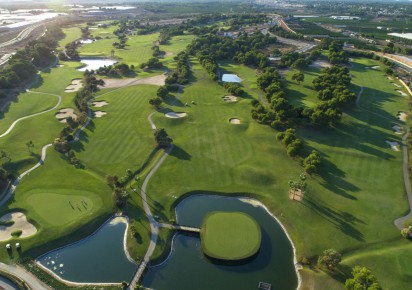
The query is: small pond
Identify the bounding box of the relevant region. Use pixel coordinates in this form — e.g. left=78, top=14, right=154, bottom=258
left=142, top=195, right=299, bottom=290
left=78, top=58, right=117, bottom=72
left=37, top=217, right=137, bottom=284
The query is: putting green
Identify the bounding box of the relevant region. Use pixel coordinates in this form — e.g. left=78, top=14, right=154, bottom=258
left=200, top=211, right=261, bottom=260
left=26, top=193, right=95, bottom=226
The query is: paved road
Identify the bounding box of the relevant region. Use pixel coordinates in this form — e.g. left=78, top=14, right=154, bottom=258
left=0, top=24, right=43, bottom=49
left=0, top=263, right=51, bottom=290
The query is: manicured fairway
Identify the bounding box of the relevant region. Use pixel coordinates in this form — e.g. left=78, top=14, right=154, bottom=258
left=0, top=92, right=58, bottom=133
left=58, top=27, right=82, bottom=50
left=78, top=33, right=160, bottom=67
left=201, top=212, right=261, bottom=260
left=74, top=85, right=158, bottom=177
left=146, top=58, right=407, bottom=262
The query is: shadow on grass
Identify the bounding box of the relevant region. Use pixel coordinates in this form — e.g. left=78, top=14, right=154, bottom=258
left=302, top=194, right=365, bottom=241
left=169, top=145, right=191, bottom=160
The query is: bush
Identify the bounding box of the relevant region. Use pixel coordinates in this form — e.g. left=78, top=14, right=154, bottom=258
left=11, top=230, right=22, bottom=237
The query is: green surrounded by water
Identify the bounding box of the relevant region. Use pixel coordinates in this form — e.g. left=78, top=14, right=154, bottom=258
left=201, top=211, right=261, bottom=261
left=143, top=195, right=298, bottom=290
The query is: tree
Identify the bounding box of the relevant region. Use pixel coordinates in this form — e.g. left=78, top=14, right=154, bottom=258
left=0, top=150, right=11, bottom=164
left=154, top=128, right=173, bottom=148
left=157, top=86, right=169, bottom=99
left=318, top=249, right=342, bottom=271
left=291, top=71, right=304, bottom=84
left=149, top=97, right=162, bottom=108
left=303, top=150, right=321, bottom=174
left=26, top=141, right=34, bottom=153
left=401, top=226, right=412, bottom=238
left=345, top=266, right=381, bottom=290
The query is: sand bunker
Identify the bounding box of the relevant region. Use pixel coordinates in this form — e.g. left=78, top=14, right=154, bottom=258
left=55, top=108, right=77, bottom=123
left=222, top=95, right=238, bottom=102
left=289, top=189, right=304, bottom=201
left=100, top=74, right=166, bottom=89
left=397, top=90, right=408, bottom=97
left=165, top=112, right=187, bottom=118
left=385, top=140, right=400, bottom=151
left=229, top=118, right=241, bottom=124
left=0, top=212, right=37, bottom=241
left=92, top=101, right=108, bottom=107
left=387, top=76, right=394, bottom=81
left=64, top=79, right=83, bottom=93
left=393, top=125, right=402, bottom=134
left=93, top=111, right=107, bottom=118
left=309, top=60, right=331, bottom=68
left=397, top=111, right=407, bottom=122
left=371, top=66, right=380, bottom=69
left=393, top=83, right=402, bottom=88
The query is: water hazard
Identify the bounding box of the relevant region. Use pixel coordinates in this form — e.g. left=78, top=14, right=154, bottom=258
left=37, top=217, right=137, bottom=283
left=142, top=195, right=298, bottom=290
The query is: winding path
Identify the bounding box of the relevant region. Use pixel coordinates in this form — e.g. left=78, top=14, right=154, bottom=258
left=0, top=90, right=62, bottom=138
left=355, top=84, right=412, bottom=230
left=128, top=145, right=173, bottom=289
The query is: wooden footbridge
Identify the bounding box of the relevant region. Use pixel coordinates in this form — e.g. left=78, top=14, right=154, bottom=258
left=157, top=222, right=201, bottom=233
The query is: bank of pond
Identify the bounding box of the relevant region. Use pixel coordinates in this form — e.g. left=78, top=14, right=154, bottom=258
left=36, top=195, right=299, bottom=289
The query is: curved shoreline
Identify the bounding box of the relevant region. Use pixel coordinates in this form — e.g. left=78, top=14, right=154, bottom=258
left=35, top=215, right=137, bottom=287
left=146, top=194, right=302, bottom=290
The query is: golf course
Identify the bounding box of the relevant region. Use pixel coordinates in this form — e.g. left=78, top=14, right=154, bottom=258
left=0, top=15, right=411, bottom=290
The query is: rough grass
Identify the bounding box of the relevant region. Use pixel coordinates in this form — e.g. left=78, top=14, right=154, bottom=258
left=200, top=211, right=261, bottom=260
left=58, top=27, right=82, bottom=50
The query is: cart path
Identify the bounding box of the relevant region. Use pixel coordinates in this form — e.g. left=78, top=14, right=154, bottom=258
left=355, top=85, right=412, bottom=230
left=0, top=91, right=62, bottom=138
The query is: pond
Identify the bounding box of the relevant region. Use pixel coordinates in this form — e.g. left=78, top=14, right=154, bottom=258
left=78, top=58, right=117, bottom=72
left=142, top=195, right=299, bottom=290
left=36, top=217, right=137, bottom=284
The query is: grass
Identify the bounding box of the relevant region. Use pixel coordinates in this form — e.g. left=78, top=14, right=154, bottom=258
left=58, top=27, right=82, bottom=50
left=78, top=33, right=160, bottom=67
left=200, top=211, right=261, bottom=260
left=142, top=58, right=410, bottom=288
left=0, top=61, right=82, bottom=175
left=10, top=230, right=22, bottom=238
left=0, top=149, right=113, bottom=261
left=73, top=85, right=158, bottom=177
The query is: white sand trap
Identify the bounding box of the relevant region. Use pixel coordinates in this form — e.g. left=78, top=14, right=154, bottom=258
left=223, top=95, right=238, bottom=102
left=64, top=79, right=83, bottom=93
left=93, top=111, right=107, bottom=118
left=397, top=90, right=407, bottom=97
left=229, top=118, right=241, bottom=124
left=393, top=83, right=402, bottom=88
left=397, top=112, right=407, bottom=122
left=0, top=212, right=37, bottom=241
left=387, top=76, right=394, bottom=80
left=55, top=108, right=77, bottom=123
left=165, top=112, right=187, bottom=118
left=100, top=74, right=166, bottom=89
left=371, top=66, right=380, bottom=69
left=393, top=125, right=402, bottom=134
left=309, top=60, right=331, bottom=68
left=92, top=101, right=108, bottom=107
left=385, top=140, right=400, bottom=151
